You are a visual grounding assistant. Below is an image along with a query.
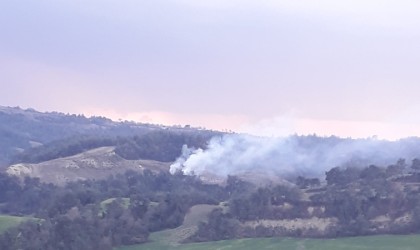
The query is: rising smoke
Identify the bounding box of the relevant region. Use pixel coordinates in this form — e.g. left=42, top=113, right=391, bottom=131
left=170, top=134, right=420, bottom=179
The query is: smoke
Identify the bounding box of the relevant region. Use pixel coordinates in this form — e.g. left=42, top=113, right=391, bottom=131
left=170, top=134, right=420, bottom=179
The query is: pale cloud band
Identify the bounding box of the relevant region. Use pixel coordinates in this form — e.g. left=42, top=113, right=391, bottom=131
left=1, top=0, right=420, bottom=140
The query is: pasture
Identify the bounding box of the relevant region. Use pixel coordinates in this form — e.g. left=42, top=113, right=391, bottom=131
left=117, top=234, right=420, bottom=250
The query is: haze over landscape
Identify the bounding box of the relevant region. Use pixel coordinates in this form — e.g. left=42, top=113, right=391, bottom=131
left=1, top=0, right=420, bottom=139
left=3, top=1, right=420, bottom=249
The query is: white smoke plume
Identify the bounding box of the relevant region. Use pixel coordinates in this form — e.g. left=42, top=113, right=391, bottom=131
left=170, top=134, right=420, bottom=179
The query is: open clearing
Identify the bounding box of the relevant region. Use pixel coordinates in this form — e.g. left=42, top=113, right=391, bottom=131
left=7, top=147, right=171, bottom=185
left=117, top=234, right=420, bottom=250
left=0, top=215, right=30, bottom=233
left=100, top=198, right=131, bottom=209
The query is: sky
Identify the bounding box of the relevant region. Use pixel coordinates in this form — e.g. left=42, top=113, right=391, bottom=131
left=1, top=0, right=420, bottom=140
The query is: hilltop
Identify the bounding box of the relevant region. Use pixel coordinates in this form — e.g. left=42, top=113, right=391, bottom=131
left=0, top=106, right=219, bottom=168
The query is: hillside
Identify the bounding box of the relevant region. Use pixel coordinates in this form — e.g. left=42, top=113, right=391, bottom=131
left=2, top=107, right=420, bottom=249
left=0, top=106, right=217, bottom=167
left=6, top=147, right=170, bottom=185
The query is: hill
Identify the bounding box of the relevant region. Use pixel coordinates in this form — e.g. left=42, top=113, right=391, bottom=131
left=0, top=106, right=218, bottom=167
left=3, top=106, right=420, bottom=249
left=6, top=147, right=170, bottom=185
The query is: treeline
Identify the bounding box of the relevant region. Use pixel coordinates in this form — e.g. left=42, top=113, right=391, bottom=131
left=114, top=130, right=214, bottom=162
left=3, top=155, right=420, bottom=248
left=0, top=171, right=227, bottom=250
left=12, top=130, right=219, bottom=164
left=190, top=179, right=310, bottom=241
left=11, top=136, right=116, bottom=164
left=0, top=106, right=221, bottom=167
left=318, top=159, right=420, bottom=236
left=190, top=159, right=420, bottom=241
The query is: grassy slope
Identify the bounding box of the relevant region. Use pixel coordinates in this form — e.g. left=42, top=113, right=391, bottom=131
left=100, top=198, right=131, bottom=209
left=148, top=204, right=219, bottom=246
left=99, top=197, right=131, bottom=215
left=0, top=215, right=30, bottom=233
left=117, top=234, right=420, bottom=250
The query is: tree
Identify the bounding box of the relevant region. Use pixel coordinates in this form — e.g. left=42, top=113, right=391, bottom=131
left=411, top=158, right=420, bottom=171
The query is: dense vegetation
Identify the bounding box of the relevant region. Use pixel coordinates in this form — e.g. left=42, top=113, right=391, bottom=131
left=190, top=159, right=420, bottom=242
left=0, top=106, right=219, bottom=167
left=2, top=159, right=420, bottom=249
left=3, top=106, right=420, bottom=249
left=12, top=130, right=216, bottom=164
left=0, top=171, right=226, bottom=249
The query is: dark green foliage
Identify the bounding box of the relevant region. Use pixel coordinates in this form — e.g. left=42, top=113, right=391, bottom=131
left=296, top=176, right=321, bottom=189
left=411, top=158, right=420, bottom=171
left=10, top=129, right=218, bottom=165
left=225, top=175, right=255, bottom=198
left=228, top=185, right=305, bottom=221
left=0, top=174, right=21, bottom=203
left=193, top=209, right=240, bottom=242
left=13, top=136, right=117, bottom=164
left=0, top=170, right=227, bottom=249
left=325, top=166, right=361, bottom=186
left=114, top=131, right=214, bottom=162
left=360, top=165, right=386, bottom=180
left=191, top=159, right=420, bottom=242
left=0, top=106, right=220, bottom=167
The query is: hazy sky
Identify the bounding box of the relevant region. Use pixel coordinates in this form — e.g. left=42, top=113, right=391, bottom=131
left=1, top=0, right=420, bottom=139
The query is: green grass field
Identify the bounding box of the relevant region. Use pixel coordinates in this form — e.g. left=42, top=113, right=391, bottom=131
left=117, top=234, right=420, bottom=250
left=116, top=203, right=420, bottom=250
left=99, top=197, right=131, bottom=216
left=100, top=198, right=131, bottom=209
left=0, top=215, right=30, bottom=233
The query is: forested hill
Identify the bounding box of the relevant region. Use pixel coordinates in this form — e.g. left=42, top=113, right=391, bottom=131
left=0, top=106, right=220, bottom=167
left=4, top=106, right=420, bottom=249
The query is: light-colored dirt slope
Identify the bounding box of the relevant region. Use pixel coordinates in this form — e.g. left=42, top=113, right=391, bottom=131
left=7, top=147, right=170, bottom=185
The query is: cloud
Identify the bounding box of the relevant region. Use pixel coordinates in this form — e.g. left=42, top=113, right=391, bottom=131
left=82, top=108, right=249, bottom=131
left=176, top=0, right=420, bottom=29
left=238, top=115, right=420, bottom=141
left=239, top=116, right=297, bottom=138
left=175, top=0, right=242, bottom=9
left=0, top=57, right=99, bottom=112
left=2, top=0, right=420, bottom=139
